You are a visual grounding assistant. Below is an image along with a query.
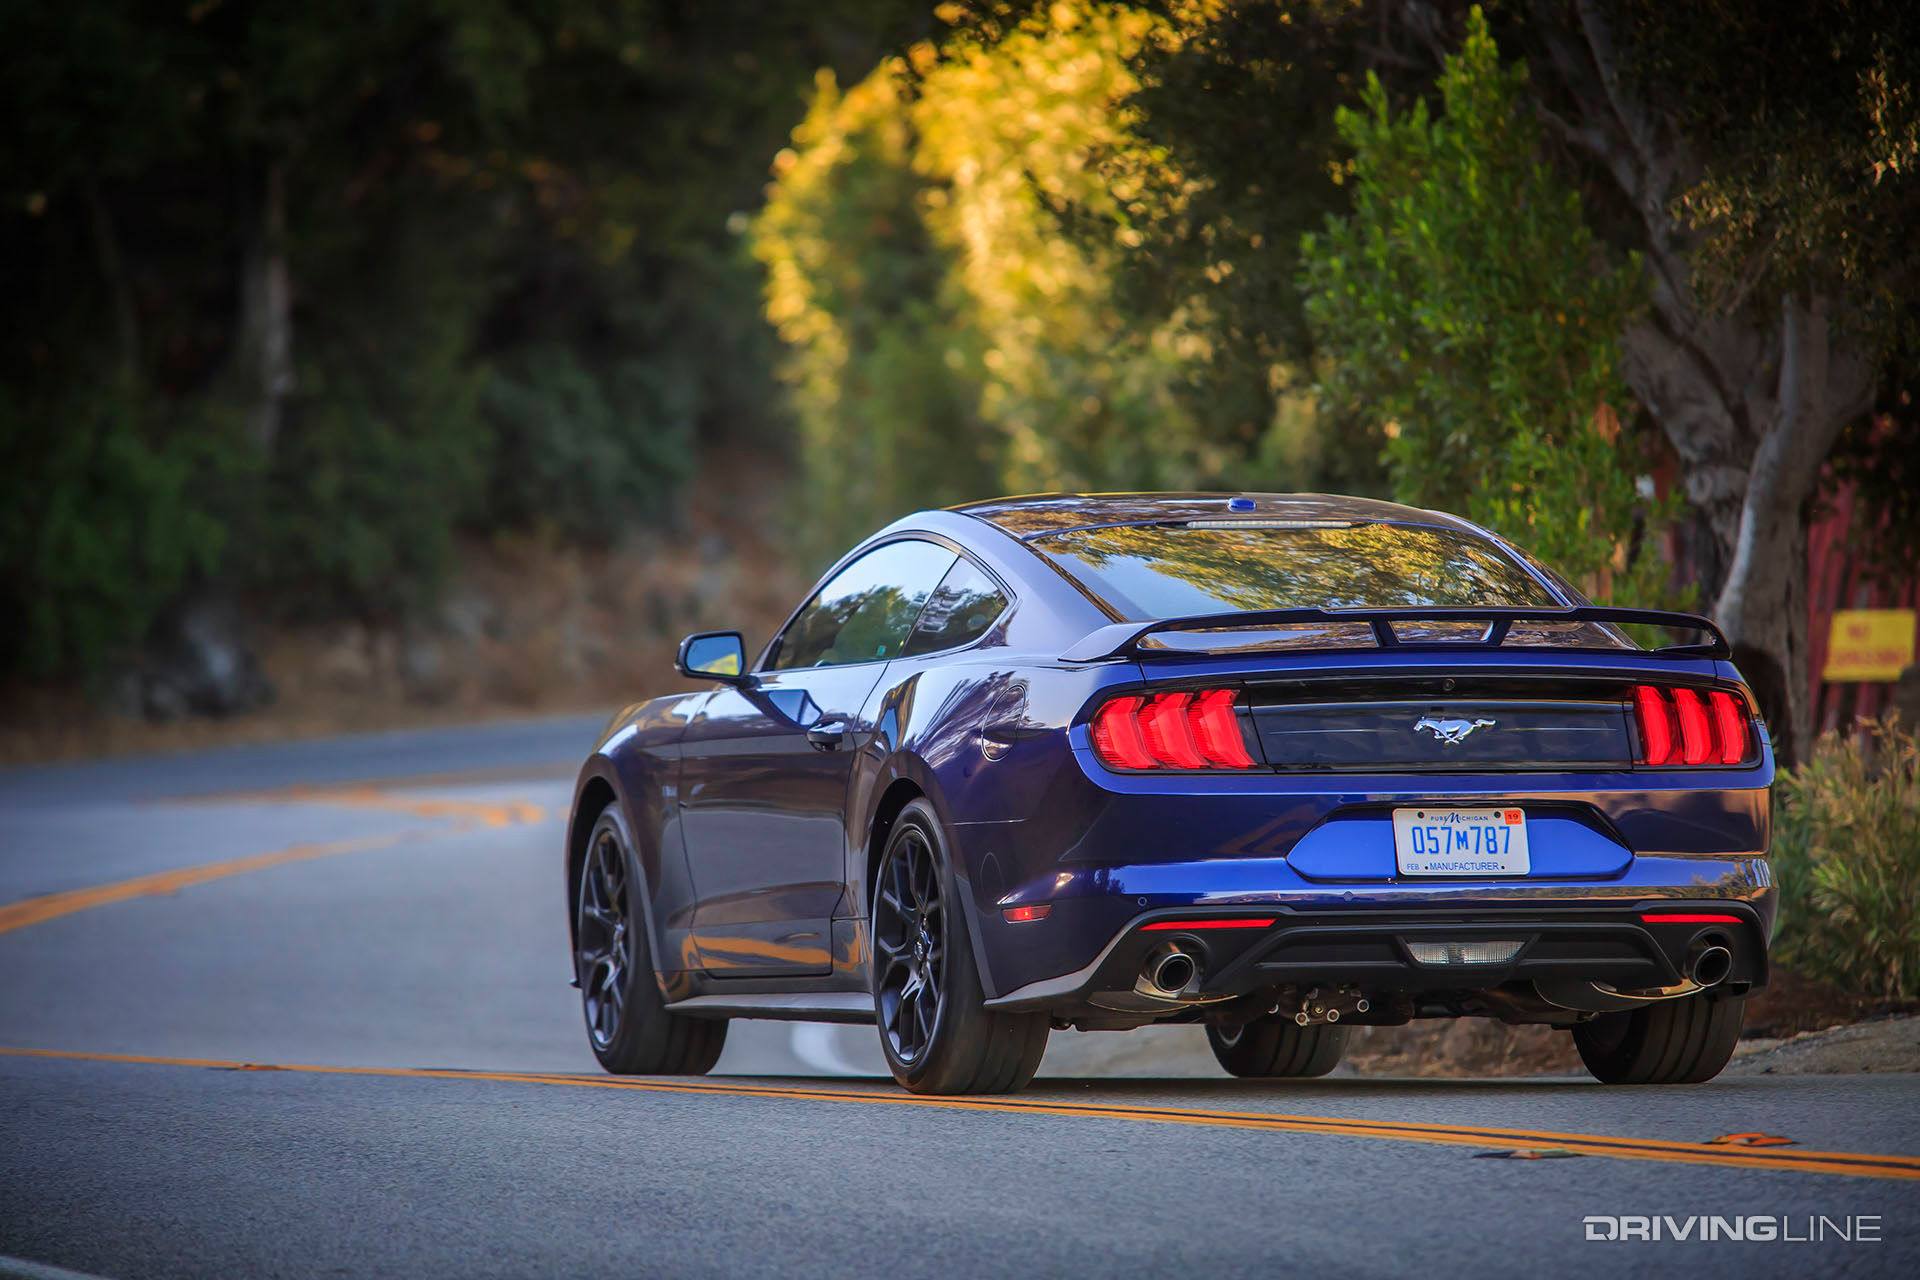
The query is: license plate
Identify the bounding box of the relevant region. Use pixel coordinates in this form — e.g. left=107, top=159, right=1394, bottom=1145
left=1392, top=807, right=1529, bottom=876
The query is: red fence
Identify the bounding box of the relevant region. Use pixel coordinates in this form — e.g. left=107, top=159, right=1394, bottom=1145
left=1807, top=482, right=1919, bottom=734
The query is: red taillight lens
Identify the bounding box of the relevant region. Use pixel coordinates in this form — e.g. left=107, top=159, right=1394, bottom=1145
left=1091, top=695, right=1156, bottom=770
left=1671, top=688, right=1713, bottom=765
left=1002, top=904, right=1051, bottom=923
left=1633, top=684, right=1752, bottom=767
left=1189, top=688, right=1256, bottom=768
left=1090, top=688, right=1257, bottom=771
left=1632, top=685, right=1675, bottom=765
left=1708, top=691, right=1748, bottom=765
left=1137, top=691, right=1208, bottom=769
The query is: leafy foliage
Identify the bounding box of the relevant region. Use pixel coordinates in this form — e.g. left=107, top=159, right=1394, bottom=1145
left=0, top=379, right=233, bottom=676
left=755, top=5, right=1259, bottom=551
left=1615, top=0, right=1920, bottom=346
left=1299, top=9, right=1677, bottom=605
left=0, top=1, right=929, bottom=676
left=1770, top=720, right=1920, bottom=1001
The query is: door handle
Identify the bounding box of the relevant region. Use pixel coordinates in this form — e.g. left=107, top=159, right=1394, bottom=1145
left=806, top=719, right=849, bottom=750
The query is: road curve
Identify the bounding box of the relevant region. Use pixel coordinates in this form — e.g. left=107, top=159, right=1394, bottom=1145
left=1, top=717, right=1914, bottom=1278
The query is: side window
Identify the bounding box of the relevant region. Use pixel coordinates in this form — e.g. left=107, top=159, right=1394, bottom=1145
left=768, top=540, right=958, bottom=670
left=901, top=558, right=1010, bottom=657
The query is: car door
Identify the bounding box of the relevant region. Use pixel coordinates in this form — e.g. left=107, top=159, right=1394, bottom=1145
left=679, top=538, right=959, bottom=977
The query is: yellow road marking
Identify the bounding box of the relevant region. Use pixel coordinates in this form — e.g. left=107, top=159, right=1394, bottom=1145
left=163, top=761, right=576, bottom=806
left=0, top=828, right=436, bottom=936
left=4, top=1047, right=1916, bottom=1182
left=269, top=786, right=546, bottom=828
left=1, top=784, right=551, bottom=936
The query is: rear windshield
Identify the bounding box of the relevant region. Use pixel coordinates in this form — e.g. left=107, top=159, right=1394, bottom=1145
left=1034, top=522, right=1558, bottom=620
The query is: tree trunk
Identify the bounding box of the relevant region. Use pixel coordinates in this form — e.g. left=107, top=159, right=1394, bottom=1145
left=237, top=159, right=294, bottom=455
left=1523, top=0, right=1878, bottom=765
left=83, top=179, right=139, bottom=382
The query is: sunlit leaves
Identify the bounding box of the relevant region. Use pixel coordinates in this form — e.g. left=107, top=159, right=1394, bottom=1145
left=753, top=5, right=1223, bottom=549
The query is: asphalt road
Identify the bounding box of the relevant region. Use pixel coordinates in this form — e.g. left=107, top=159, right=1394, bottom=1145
left=1, top=716, right=1915, bottom=1279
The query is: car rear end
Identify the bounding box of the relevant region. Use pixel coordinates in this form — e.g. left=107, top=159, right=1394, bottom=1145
left=979, top=509, right=1774, bottom=1061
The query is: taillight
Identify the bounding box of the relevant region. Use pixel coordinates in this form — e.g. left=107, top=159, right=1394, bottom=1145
left=1091, top=688, right=1258, bottom=771
left=1632, top=685, right=1752, bottom=767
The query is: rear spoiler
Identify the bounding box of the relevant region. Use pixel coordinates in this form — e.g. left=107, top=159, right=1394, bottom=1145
left=1060, top=606, right=1731, bottom=662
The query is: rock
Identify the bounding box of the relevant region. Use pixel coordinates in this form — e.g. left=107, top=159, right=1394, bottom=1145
left=134, top=596, right=274, bottom=719
left=439, top=589, right=500, bottom=645
left=315, top=624, right=375, bottom=690
left=142, top=675, right=190, bottom=723
left=399, top=632, right=455, bottom=705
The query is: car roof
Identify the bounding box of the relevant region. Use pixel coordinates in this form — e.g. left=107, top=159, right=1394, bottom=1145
left=949, top=491, right=1474, bottom=540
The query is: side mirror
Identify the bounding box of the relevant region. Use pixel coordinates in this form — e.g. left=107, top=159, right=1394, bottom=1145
left=676, top=631, right=749, bottom=684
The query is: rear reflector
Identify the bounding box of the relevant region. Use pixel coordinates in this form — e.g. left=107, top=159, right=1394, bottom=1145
left=1632, top=685, right=1752, bottom=767
left=1091, top=688, right=1258, bottom=771
left=1639, top=912, right=1741, bottom=924
left=1002, top=904, right=1051, bottom=923
left=1140, top=917, right=1275, bottom=931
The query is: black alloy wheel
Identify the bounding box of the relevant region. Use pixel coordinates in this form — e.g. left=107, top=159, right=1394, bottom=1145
left=870, top=799, right=1048, bottom=1094
left=575, top=807, right=726, bottom=1075
left=873, top=822, right=946, bottom=1065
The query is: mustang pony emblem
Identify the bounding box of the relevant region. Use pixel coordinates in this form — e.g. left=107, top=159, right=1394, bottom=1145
left=1415, top=715, right=1496, bottom=745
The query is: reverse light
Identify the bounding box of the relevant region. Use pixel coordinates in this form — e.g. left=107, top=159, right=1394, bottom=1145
left=1632, top=685, right=1752, bottom=768
left=1091, top=688, right=1258, bottom=771
left=1002, top=904, right=1051, bottom=923
left=1406, top=939, right=1524, bottom=965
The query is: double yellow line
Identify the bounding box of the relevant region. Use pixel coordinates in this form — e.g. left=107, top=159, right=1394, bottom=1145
left=4, top=1047, right=1916, bottom=1182
left=0, top=786, right=549, bottom=937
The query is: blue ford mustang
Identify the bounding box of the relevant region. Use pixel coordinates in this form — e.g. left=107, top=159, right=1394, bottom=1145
left=564, top=493, right=1773, bottom=1093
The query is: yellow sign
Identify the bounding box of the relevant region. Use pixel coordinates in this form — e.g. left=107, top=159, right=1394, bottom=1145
left=1823, top=609, right=1917, bottom=682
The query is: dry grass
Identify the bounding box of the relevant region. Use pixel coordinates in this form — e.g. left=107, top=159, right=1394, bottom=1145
left=0, top=450, right=810, bottom=767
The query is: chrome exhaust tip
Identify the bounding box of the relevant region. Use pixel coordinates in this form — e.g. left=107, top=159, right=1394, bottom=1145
left=1146, top=949, right=1196, bottom=996
left=1687, top=941, right=1733, bottom=988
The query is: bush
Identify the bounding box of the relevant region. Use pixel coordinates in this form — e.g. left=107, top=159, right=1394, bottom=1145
left=484, top=347, right=696, bottom=543
left=1770, top=719, right=1920, bottom=1000
left=0, top=379, right=231, bottom=675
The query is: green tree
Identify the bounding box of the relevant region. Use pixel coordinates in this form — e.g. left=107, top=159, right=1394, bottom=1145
left=0, top=1, right=931, bottom=677
left=1300, top=9, right=1675, bottom=604
left=754, top=5, right=1250, bottom=551
left=1519, top=0, right=1920, bottom=761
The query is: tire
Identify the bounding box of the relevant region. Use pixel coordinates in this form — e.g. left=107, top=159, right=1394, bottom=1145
left=1206, top=1018, right=1350, bottom=1078
left=1572, top=993, right=1745, bottom=1085
left=576, top=807, right=726, bottom=1075
left=872, top=799, right=1049, bottom=1094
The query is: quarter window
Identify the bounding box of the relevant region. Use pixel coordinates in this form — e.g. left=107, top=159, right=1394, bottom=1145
left=901, top=559, right=1009, bottom=657
left=767, top=540, right=958, bottom=670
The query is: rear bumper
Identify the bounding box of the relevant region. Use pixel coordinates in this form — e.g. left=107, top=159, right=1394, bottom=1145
left=980, top=871, right=1773, bottom=1012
